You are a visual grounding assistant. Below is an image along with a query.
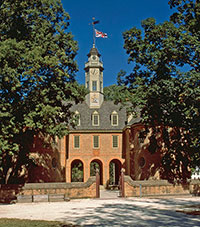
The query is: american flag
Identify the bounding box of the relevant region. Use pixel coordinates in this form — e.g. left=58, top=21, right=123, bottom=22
left=95, top=29, right=108, bottom=38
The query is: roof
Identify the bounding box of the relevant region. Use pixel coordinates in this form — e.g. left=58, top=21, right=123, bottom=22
left=87, top=47, right=101, bottom=57
left=70, top=100, right=127, bottom=131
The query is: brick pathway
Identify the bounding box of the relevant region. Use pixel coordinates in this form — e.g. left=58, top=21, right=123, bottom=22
left=100, top=189, right=120, bottom=199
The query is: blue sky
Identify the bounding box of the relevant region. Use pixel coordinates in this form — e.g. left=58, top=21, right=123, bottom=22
left=62, top=0, right=172, bottom=87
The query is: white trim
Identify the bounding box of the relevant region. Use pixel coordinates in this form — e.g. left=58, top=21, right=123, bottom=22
left=92, top=111, right=99, bottom=126
left=111, top=111, right=118, bottom=126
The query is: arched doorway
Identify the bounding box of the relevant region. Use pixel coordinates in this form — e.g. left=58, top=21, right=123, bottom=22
left=90, top=159, right=103, bottom=185
left=71, top=159, right=84, bottom=182
left=109, top=159, right=122, bottom=185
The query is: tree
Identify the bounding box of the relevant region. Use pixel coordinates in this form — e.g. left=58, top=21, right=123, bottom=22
left=104, top=70, right=132, bottom=104
left=0, top=0, right=87, bottom=184
left=71, top=162, right=83, bottom=182
left=120, top=0, right=200, bottom=183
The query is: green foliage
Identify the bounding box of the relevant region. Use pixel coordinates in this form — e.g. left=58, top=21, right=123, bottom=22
left=121, top=0, right=200, bottom=183
left=90, top=161, right=100, bottom=176
left=71, top=162, right=83, bottom=182
left=109, top=162, right=115, bottom=185
left=104, top=71, right=132, bottom=104
left=0, top=0, right=87, bottom=183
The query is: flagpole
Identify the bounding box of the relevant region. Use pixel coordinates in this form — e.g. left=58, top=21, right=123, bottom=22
left=90, top=18, right=100, bottom=47
left=92, top=17, right=96, bottom=47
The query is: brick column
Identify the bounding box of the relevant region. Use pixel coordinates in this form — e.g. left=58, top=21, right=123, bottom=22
left=104, top=162, right=109, bottom=186
left=96, top=169, right=100, bottom=198
left=65, top=160, right=71, bottom=183
left=84, top=161, right=90, bottom=183
left=120, top=168, right=125, bottom=197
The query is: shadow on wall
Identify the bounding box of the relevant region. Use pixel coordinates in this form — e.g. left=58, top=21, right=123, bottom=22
left=129, top=125, right=163, bottom=181
left=128, top=124, right=192, bottom=183
left=28, top=134, right=65, bottom=183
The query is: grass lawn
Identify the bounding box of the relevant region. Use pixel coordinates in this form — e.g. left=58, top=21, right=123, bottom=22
left=0, top=218, right=77, bottom=227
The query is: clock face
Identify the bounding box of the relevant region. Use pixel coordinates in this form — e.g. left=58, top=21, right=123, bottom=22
left=91, top=68, right=98, bottom=76
left=92, top=55, right=96, bottom=60
left=91, top=93, right=99, bottom=105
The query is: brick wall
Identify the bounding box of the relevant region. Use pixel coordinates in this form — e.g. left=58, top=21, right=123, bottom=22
left=124, top=176, right=200, bottom=197
left=0, top=177, right=96, bottom=203
left=66, top=132, right=124, bottom=185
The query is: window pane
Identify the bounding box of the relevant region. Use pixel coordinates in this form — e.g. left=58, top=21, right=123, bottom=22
left=100, top=81, right=103, bottom=92
left=92, top=81, right=97, bottom=91
left=93, top=115, right=99, bottom=125
left=93, top=136, right=99, bottom=148
left=112, top=135, right=118, bottom=148
left=74, top=136, right=80, bottom=148
left=112, top=115, right=118, bottom=126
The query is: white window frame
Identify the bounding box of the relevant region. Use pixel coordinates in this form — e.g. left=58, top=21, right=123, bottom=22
left=111, top=111, right=118, bottom=126
left=92, top=111, right=99, bottom=126
left=74, top=111, right=80, bottom=126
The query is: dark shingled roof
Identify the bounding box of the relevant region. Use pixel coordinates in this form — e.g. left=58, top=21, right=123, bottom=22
left=70, top=100, right=127, bottom=131
left=87, top=47, right=101, bottom=57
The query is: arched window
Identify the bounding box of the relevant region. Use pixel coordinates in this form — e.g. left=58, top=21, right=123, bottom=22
left=111, top=111, right=118, bottom=126
left=92, top=111, right=99, bottom=126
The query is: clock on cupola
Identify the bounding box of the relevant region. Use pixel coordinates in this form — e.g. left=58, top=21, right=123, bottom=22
left=84, top=44, right=104, bottom=108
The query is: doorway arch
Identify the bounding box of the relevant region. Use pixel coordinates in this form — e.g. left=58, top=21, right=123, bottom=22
left=90, top=159, right=103, bottom=185
left=71, top=159, right=84, bottom=182
left=109, top=159, right=122, bottom=185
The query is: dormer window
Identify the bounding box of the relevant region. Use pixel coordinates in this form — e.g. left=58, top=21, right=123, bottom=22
left=111, top=111, right=118, bottom=126
left=92, top=111, right=99, bottom=126
left=75, top=111, right=80, bottom=126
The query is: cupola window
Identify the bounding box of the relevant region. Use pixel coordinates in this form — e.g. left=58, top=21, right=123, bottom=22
left=92, top=81, right=97, bottom=91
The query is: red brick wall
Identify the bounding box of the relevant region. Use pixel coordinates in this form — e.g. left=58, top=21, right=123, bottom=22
left=124, top=176, right=200, bottom=197
left=28, top=135, right=65, bottom=183
left=66, top=132, right=125, bottom=185
left=0, top=177, right=97, bottom=203
left=124, top=124, right=167, bottom=181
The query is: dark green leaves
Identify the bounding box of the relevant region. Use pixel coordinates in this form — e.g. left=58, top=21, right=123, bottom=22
left=0, top=0, right=87, bottom=183
left=122, top=0, right=200, bottom=183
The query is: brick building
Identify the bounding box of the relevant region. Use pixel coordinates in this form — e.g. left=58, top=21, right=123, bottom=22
left=63, top=45, right=127, bottom=186
left=29, top=45, right=166, bottom=185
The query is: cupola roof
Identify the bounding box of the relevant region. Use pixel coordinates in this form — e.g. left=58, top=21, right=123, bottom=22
left=87, top=44, right=101, bottom=57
